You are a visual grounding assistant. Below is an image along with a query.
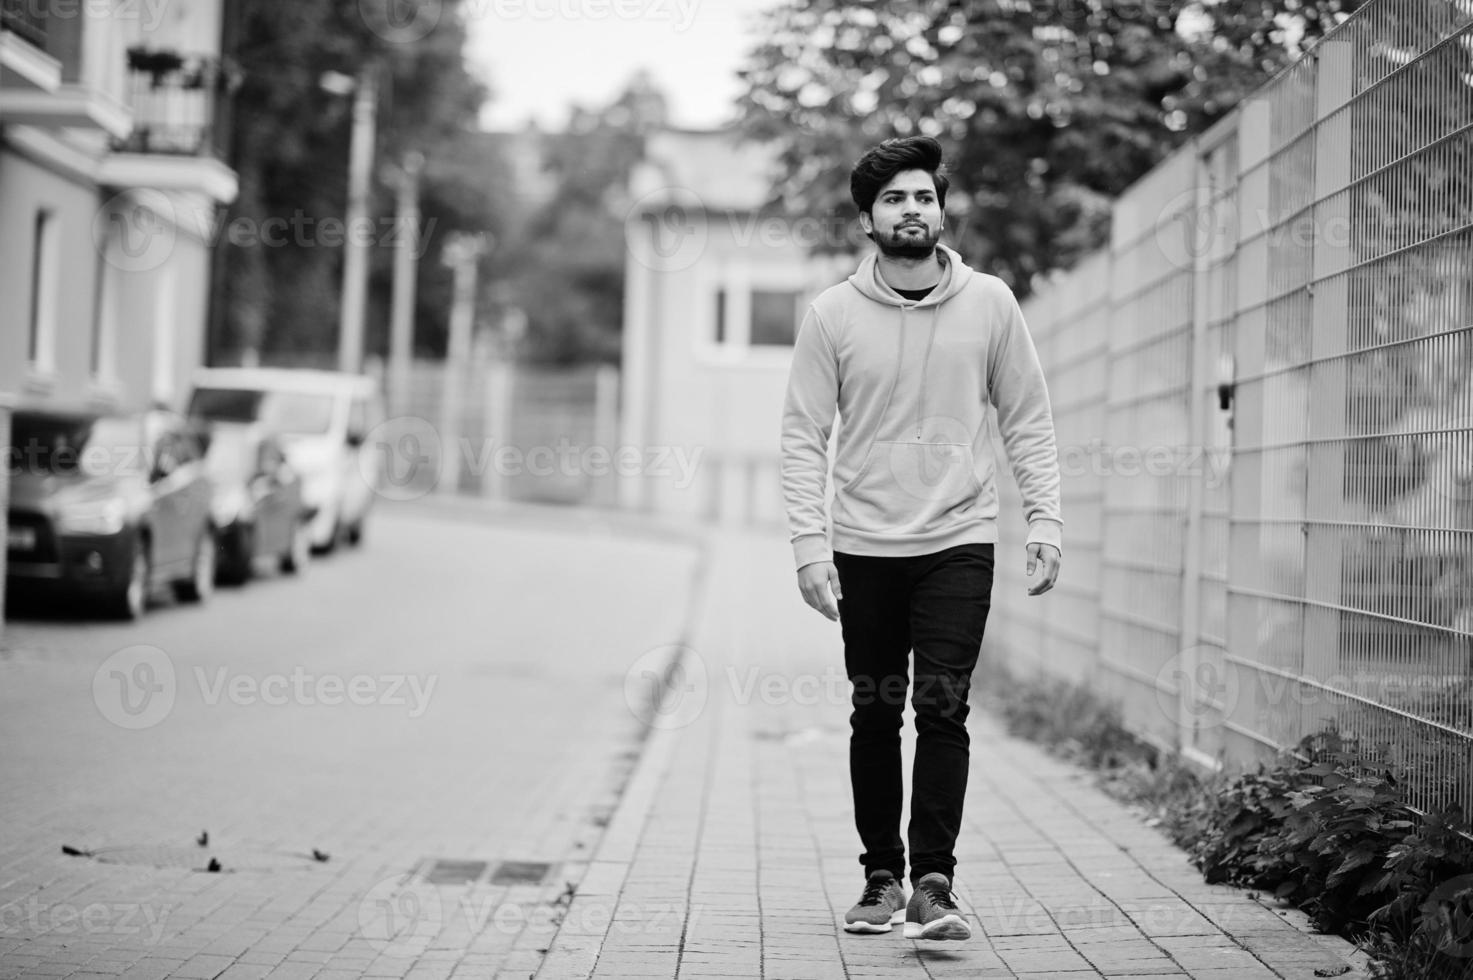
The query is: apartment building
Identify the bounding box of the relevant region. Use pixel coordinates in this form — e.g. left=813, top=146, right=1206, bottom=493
left=0, top=0, right=239, bottom=627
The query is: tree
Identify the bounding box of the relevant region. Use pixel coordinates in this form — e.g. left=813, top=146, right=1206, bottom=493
left=213, top=0, right=502, bottom=364
left=738, top=0, right=1365, bottom=295
left=493, top=71, right=669, bottom=365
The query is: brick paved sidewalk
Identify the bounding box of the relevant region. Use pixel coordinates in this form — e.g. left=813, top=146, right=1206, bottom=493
left=537, top=530, right=1371, bottom=980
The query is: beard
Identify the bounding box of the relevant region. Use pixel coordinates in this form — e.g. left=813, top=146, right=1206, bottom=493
left=874, top=222, right=940, bottom=259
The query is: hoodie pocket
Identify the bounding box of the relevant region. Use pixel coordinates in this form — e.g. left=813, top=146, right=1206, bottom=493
left=836, top=440, right=985, bottom=534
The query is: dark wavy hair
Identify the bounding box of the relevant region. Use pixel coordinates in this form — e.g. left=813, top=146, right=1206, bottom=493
left=849, top=136, right=950, bottom=216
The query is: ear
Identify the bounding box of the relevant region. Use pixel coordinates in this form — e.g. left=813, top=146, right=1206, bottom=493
left=858, top=211, right=873, bottom=235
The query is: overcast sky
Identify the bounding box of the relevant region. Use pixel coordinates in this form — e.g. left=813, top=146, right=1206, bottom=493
left=467, top=0, right=782, bottom=131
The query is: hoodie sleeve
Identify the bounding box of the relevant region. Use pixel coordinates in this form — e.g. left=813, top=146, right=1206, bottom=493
left=781, top=305, right=839, bottom=570
left=988, top=283, right=1064, bottom=554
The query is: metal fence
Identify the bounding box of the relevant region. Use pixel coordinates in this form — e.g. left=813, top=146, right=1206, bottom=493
left=987, top=0, right=1473, bottom=815
left=401, top=358, right=620, bottom=506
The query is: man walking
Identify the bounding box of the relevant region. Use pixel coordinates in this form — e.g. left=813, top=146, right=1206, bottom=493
left=780, top=136, right=1062, bottom=942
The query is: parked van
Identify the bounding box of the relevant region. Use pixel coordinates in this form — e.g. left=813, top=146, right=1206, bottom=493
left=186, top=369, right=385, bottom=552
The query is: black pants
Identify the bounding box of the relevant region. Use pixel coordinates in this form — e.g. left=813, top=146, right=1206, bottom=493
left=833, top=543, right=995, bottom=887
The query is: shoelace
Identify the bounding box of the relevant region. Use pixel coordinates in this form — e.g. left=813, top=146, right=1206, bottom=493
left=922, top=881, right=959, bottom=912
left=858, top=877, right=894, bottom=906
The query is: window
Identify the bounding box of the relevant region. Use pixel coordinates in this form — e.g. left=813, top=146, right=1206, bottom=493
left=750, top=290, right=799, bottom=346
left=91, top=219, right=119, bottom=380
left=28, top=209, right=59, bottom=371
left=699, top=278, right=807, bottom=358
left=187, top=388, right=336, bottom=436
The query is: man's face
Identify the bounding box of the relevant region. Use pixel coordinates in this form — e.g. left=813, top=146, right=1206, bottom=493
left=862, top=169, right=943, bottom=259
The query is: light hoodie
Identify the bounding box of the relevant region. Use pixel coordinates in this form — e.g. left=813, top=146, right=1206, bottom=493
left=780, top=242, right=1062, bottom=569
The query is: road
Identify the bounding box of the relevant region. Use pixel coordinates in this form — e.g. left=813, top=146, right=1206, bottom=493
left=0, top=500, right=702, bottom=979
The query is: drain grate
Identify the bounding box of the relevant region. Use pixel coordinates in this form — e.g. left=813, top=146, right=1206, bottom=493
left=490, top=860, right=553, bottom=885
left=414, top=858, right=557, bottom=886
left=423, top=859, right=488, bottom=885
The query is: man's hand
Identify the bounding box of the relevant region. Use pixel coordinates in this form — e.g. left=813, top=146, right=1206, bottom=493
left=1026, top=543, right=1061, bottom=596
left=798, top=561, right=843, bottom=621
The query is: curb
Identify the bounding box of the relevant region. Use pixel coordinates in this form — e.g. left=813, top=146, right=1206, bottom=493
left=533, top=530, right=719, bottom=979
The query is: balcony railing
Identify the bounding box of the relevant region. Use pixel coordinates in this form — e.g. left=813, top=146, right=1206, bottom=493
left=0, top=0, right=46, bottom=49
left=112, top=48, right=237, bottom=159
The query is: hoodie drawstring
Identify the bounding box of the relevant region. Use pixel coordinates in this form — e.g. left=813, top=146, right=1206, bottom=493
left=916, top=305, right=939, bottom=439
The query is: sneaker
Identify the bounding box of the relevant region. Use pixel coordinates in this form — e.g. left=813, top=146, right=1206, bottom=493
left=903, top=872, right=971, bottom=941
left=843, top=870, right=907, bottom=933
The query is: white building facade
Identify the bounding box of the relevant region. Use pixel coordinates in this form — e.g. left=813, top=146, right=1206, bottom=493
left=620, top=127, right=854, bottom=526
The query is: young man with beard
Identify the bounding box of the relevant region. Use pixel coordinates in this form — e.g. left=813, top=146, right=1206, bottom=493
left=780, top=136, right=1063, bottom=941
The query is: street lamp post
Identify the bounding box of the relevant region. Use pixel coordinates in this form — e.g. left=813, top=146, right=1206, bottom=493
left=437, top=233, right=488, bottom=494
left=333, top=62, right=378, bottom=376
left=388, top=150, right=425, bottom=417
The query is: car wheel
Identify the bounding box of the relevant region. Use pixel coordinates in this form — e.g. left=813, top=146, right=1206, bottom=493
left=346, top=519, right=364, bottom=547
left=175, top=530, right=216, bottom=603
left=281, top=520, right=311, bottom=575
left=110, top=540, right=150, bottom=621
left=217, top=526, right=253, bottom=586
left=311, top=515, right=339, bottom=556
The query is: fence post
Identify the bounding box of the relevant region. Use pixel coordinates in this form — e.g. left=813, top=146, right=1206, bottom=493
left=1177, top=147, right=1215, bottom=769
left=482, top=358, right=514, bottom=500
left=1302, top=39, right=1357, bottom=740
left=0, top=398, right=10, bottom=642
left=593, top=363, right=620, bottom=507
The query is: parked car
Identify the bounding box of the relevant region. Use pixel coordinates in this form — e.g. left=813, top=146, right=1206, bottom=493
left=198, top=422, right=313, bottom=584
left=185, top=369, right=385, bottom=553
left=5, top=408, right=216, bottom=619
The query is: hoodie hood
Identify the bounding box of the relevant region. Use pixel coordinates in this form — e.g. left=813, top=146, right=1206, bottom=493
left=847, top=242, right=975, bottom=308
